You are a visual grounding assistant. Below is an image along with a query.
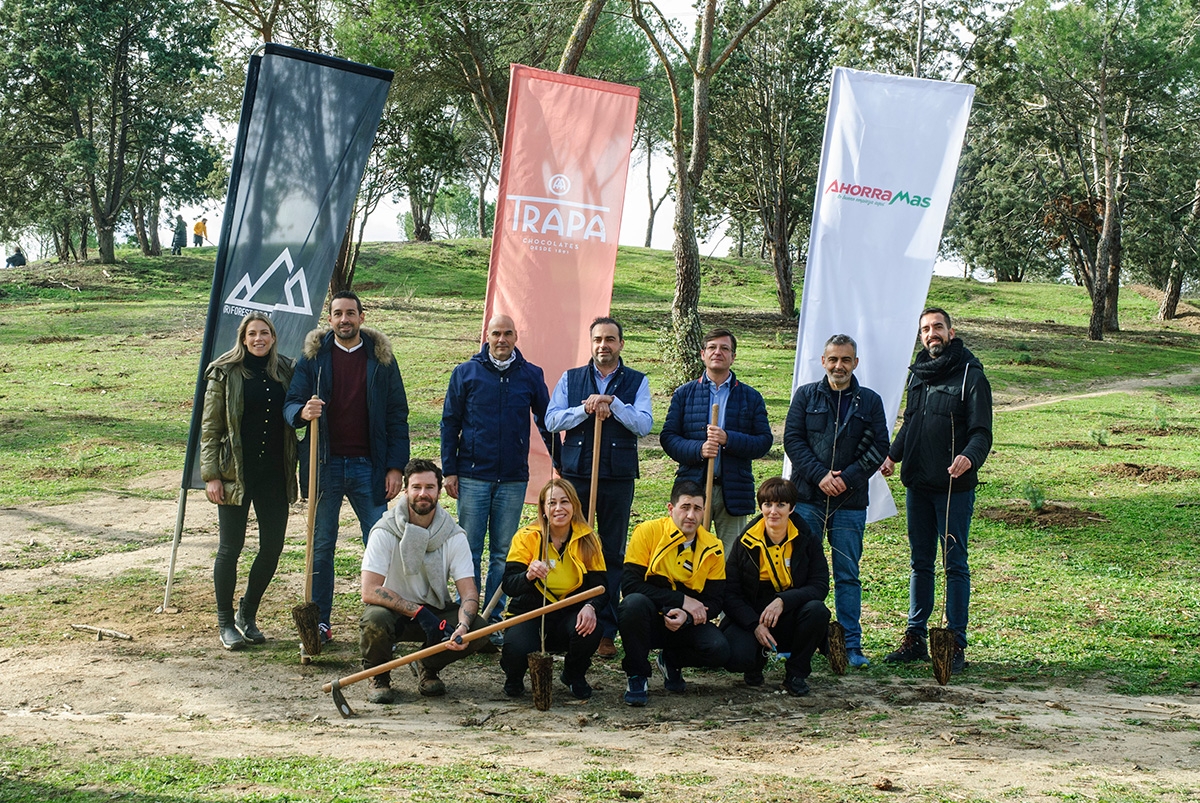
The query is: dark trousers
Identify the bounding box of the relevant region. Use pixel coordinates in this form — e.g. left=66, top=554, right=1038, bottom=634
left=359, top=603, right=487, bottom=683
left=723, top=600, right=830, bottom=679
left=566, top=476, right=634, bottom=640
left=618, top=592, right=730, bottom=678
left=213, top=471, right=289, bottom=613
left=500, top=604, right=601, bottom=684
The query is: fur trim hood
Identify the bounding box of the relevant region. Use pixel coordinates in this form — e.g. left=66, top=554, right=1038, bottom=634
left=302, top=326, right=395, bottom=365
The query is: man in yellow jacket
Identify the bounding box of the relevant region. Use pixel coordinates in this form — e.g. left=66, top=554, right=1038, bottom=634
left=619, top=480, right=729, bottom=706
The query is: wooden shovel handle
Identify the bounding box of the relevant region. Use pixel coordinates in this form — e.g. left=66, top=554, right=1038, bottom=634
left=587, top=413, right=602, bottom=528
left=322, top=585, right=604, bottom=693
left=304, top=408, right=319, bottom=604
left=703, top=403, right=718, bottom=530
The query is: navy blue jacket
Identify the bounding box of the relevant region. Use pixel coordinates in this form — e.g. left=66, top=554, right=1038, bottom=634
left=283, top=327, right=409, bottom=506
left=560, top=361, right=645, bottom=480
left=660, top=371, right=773, bottom=516
left=440, top=345, right=554, bottom=482
left=784, top=375, right=889, bottom=510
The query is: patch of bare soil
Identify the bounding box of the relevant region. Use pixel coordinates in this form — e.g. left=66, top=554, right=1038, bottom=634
left=1098, top=463, right=1200, bottom=482
left=2, top=492, right=1199, bottom=802
left=979, top=502, right=1108, bottom=528
left=1110, top=424, right=1200, bottom=437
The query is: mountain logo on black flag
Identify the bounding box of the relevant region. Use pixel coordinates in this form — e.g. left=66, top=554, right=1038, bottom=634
left=223, top=248, right=312, bottom=316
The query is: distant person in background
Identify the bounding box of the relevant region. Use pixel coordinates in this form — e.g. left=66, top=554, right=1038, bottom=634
left=171, top=214, right=187, bottom=255
left=193, top=218, right=209, bottom=247
left=5, top=246, right=26, bottom=267
left=200, top=313, right=298, bottom=651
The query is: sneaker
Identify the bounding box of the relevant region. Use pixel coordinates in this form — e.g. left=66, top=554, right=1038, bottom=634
left=782, top=674, right=810, bottom=696
left=415, top=661, right=446, bottom=697
left=624, top=675, right=649, bottom=707
left=951, top=646, right=966, bottom=675
left=656, top=652, right=686, bottom=693
left=743, top=669, right=764, bottom=687
left=847, top=648, right=871, bottom=669
left=560, top=671, right=593, bottom=700
left=884, top=629, right=929, bottom=663
left=318, top=623, right=333, bottom=645
left=367, top=675, right=397, bottom=704
left=488, top=630, right=505, bottom=649
left=503, top=678, right=525, bottom=698
left=597, top=637, right=618, bottom=659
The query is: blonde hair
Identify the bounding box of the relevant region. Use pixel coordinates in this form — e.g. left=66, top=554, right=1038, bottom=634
left=536, top=479, right=602, bottom=566
left=210, top=313, right=288, bottom=382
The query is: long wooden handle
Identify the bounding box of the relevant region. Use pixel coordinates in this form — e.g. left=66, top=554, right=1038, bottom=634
left=703, top=403, right=719, bottom=530
left=587, top=413, right=602, bottom=528
left=304, top=409, right=319, bottom=604
left=322, top=585, right=604, bottom=693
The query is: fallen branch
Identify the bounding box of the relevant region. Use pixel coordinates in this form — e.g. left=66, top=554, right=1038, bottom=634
left=70, top=624, right=133, bottom=641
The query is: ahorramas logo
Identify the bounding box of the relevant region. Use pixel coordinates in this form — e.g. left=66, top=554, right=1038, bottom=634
left=825, top=180, right=932, bottom=208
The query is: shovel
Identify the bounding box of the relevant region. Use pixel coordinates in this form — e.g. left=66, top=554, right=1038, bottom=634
left=292, top=407, right=321, bottom=660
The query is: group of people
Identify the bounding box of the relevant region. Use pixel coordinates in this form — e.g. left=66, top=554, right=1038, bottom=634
left=171, top=216, right=209, bottom=255
left=199, top=293, right=992, bottom=705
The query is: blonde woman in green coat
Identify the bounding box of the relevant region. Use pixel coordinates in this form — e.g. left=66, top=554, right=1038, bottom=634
left=201, top=313, right=298, bottom=650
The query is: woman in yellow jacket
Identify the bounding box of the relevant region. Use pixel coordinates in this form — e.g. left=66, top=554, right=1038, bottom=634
left=500, top=479, right=606, bottom=700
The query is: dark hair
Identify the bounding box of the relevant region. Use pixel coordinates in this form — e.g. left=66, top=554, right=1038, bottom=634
left=403, top=459, right=443, bottom=489
left=670, top=479, right=707, bottom=505
left=756, top=477, right=799, bottom=507
left=330, top=290, right=363, bottom=314
left=920, top=307, right=952, bottom=329
left=824, top=333, right=857, bottom=353
left=590, top=316, right=623, bottom=341
left=703, top=328, right=737, bottom=354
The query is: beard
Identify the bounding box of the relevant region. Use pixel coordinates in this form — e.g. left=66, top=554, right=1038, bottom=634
left=927, top=339, right=946, bottom=357
left=409, top=496, right=436, bottom=516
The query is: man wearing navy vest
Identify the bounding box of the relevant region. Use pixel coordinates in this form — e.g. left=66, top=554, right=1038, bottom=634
left=546, top=316, right=653, bottom=658
left=660, top=328, right=773, bottom=553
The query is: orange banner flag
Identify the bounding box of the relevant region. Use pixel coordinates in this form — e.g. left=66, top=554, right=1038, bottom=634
left=483, top=65, right=640, bottom=497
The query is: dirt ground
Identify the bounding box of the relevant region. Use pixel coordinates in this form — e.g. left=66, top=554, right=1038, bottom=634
left=2, top=475, right=1199, bottom=801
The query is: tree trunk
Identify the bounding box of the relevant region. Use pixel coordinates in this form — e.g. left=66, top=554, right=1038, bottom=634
left=767, top=238, right=795, bottom=319
left=133, top=202, right=151, bottom=255
left=148, top=195, right=162, bottom=256
left=97, top=225, right=116, bottom=264
left=557, top=0, right=607, bottom=75
left=79, top=215, right=90, bottom=261
left=1103, top=210, right=1121, bottom=333
left=329, top=215, right=356, bottom=293
left=1159, top=262, right=1183, bottom=320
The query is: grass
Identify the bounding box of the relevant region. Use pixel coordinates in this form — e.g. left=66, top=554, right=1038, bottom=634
left=2, top=242, right=1200, bottom=801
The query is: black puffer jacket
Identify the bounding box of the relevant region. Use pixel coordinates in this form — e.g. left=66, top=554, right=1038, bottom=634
left=888, top=338, right=992, bottom=493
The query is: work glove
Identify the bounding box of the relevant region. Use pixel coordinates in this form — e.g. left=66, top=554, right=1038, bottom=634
left=414, top=606, right=450, bottom=643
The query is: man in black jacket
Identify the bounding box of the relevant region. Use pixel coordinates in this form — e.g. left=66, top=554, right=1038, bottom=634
left=881, top=308, right=992, bottom=674
left=784, top=334, right=888, bottom=668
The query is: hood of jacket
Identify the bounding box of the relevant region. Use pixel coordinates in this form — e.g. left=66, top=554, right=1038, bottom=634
left=302, top=326, right=395, bottom=365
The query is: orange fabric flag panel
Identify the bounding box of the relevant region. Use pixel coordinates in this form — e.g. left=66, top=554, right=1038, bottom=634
left=484, top=64, right=640, bottom=496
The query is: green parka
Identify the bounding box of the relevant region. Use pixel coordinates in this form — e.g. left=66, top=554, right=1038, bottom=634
left=200, top=358, right=299, bottom=506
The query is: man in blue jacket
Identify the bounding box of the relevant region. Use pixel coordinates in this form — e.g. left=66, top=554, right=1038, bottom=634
left=284, top=291, right=410, bottom=643
left=784, top=334, right=889, bottom=668
left=441, top=313, right=554, bottom=634
left=660, top=328, right=773, bottom=552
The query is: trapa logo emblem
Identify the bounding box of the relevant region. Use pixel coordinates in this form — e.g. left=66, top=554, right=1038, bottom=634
left=548, top=174, right=571, bottom=196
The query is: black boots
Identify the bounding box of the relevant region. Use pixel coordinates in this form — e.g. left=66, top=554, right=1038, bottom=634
left=235, top=596, right=266, bottom=644
left=217, top=609, right=246, bottom=651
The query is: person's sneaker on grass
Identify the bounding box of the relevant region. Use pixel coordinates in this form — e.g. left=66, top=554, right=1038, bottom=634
left=656, top=652, right=686, bottom=693
left=951, top=646, right=966, bottom=675
left=884, top=629, right=928, bottom=662
left=847, top=648, right=870, bottom=669
left=318, top=623, right=333, bottom=646
left=624, top=675, right=648, bottom=707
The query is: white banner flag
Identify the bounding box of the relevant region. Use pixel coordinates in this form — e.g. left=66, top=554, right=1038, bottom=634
left=789, top=67, right=975, bottom=522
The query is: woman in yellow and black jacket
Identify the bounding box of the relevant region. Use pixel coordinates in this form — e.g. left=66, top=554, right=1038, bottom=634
left=500, top=479, right=606, bottom=700
left=722, top=477, right=830, bottom=697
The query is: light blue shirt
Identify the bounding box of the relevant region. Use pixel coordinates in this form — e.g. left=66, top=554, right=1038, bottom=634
left=702, top=371, right=732, bottom=476
left=546, top=363, right=653, bottom=437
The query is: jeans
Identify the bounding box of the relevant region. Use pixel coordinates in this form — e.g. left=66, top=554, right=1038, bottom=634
left=312, top=456, right=387, bottom=627
left=794, top=502, right=867, bottom=649
left=456, top=477, right=527, bottom=622
left=566, top=476, right=635, bottom=640
left=709, top=484, right=748, bottom=555
left=213, top=469, right=289, bottom=613
left=905, top=486, right=974, bottom=648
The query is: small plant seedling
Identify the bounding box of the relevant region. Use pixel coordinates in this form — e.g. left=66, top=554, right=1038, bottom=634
left=1088, top=429, right=1109, bottom=447
left=1021, top=480, right=1045, bottom=511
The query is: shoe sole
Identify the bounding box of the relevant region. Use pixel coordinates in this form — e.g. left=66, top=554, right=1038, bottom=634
left=623, top=696, right=647, bottom=707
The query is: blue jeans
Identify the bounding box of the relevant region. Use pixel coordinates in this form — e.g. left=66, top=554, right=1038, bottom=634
left=456, top=477, right=527, bottom=623
left=312, top=456, right=387, bottom=627
left=905, top=486, right=973, bottom=648
left=795, top=502, right=867, bottom=650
